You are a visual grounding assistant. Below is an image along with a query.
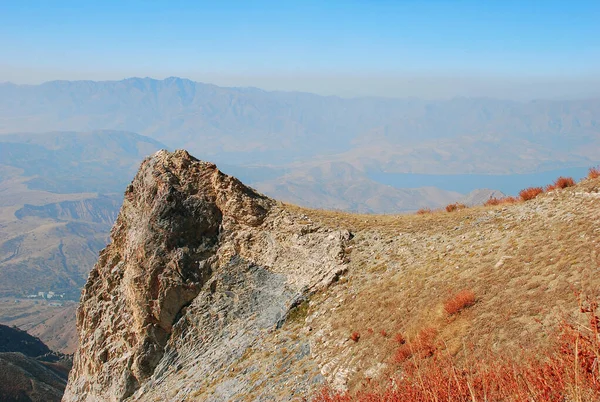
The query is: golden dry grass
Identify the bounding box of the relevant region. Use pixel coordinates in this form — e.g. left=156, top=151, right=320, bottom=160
left=284, top=178, right=600, bottom=393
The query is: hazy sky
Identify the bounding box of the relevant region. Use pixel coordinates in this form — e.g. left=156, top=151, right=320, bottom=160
left=1, top=0, right=599, bottom=99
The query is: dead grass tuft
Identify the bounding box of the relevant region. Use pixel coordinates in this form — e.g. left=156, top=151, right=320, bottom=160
left=445, top=203, right=467, bottom=213
left=443, top=290, right=476, bottom=315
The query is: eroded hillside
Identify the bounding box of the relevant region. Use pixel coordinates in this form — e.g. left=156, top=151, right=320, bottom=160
left=65, top=150, right=600, bottom=401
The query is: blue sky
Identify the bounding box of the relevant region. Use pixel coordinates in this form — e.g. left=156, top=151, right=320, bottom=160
left=1, top=0, right=599, bottom=98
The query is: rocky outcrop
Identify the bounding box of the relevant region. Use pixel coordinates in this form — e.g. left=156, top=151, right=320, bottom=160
left=63, top=150, right=350, bottom=401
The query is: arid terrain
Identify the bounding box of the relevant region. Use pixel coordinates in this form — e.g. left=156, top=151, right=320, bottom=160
left=0, top=298, right=78, bottom=354
left=3, top=3, right=600, bottom=400
left=62, top=150, right=600, bottom=401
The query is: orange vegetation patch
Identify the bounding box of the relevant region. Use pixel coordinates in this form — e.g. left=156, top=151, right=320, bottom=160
left=393, top=327, right=437, bottom=363
left=443, top=289, right=476, bottom=315
left=445, top=203, right=467, bottom=213
left=313, top=298, right=600, bottom=402
left=519, top=186, right=544, bottom=201
left=484, top=196, right=519, bottom=206
left=350, top=332, right=360, bottom=342
left=415, top=208, right=432, bottom=215
left=589, top=166, right=600, bottom=179
left=546, top=176, right=576, bottom=191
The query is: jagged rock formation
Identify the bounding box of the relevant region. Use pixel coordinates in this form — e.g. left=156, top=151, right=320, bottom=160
left=64, top=150, right=350, bottom=401
left=0, top=324, right=72, bottom=402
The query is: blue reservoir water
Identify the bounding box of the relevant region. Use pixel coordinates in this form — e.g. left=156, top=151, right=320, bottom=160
left=368, top=167, right=592, bottom=196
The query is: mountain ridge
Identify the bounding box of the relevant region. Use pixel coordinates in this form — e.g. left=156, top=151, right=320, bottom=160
left=2, top=77, right=599, bottom=173
left=64, top=149, right=600, bottom=401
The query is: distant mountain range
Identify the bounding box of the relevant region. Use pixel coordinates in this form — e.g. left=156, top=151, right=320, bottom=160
left=1, top=77, right=599, bottom=172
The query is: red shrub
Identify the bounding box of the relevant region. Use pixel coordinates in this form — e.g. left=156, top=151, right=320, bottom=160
left=393, top=328, right=438, bottom=364
left=393, top=343, right=413, bottom=363
left=380, top=330, right=387, bottom=337
left=589, top=166, right=600, bottom=179
left=546, top=176, right=575, bottom=191
left=416, top=208, right=432, bottom=215
left=350, top=332, right=360, bottom=342
left=443, top=290, right=476, bottom=315
left=445, top=203, right=466, bottom=213
left=484, top=197, right=501, bottom=206
left=519, top=187, right=544, bottom=201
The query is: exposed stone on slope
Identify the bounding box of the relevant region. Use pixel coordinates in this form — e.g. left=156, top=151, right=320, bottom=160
left=64, top=150, right=350, bottom=401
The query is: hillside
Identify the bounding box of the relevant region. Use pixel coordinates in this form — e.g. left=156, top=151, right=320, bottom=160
left=0, top=131, right=164, bottom=355
left=0, top=324, right=71, bottom=402
left=0, top=299, right=78, bottom=354
left=0, top=324, right=51, bottom=355
left=254, top=161, right=465, bottom=213
left=64, top=150, right=600, bottom=401
left=0, top=130, right=165, bottom=298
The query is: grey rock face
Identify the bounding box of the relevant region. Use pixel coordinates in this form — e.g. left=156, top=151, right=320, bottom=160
left=63, top=150, right=349, bottom=401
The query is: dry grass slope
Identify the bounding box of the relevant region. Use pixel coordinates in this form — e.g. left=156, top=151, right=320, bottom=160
left=284, top=175, right=600, bottom=400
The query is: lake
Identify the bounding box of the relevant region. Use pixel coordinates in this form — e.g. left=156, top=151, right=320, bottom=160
left=368, top=166, right=593, bottom=195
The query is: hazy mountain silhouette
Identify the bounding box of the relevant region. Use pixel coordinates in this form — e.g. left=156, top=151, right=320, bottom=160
left=1, top=78, right=599, bottom=171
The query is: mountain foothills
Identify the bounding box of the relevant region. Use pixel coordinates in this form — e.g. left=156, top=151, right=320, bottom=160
left=0, top=324, right=72, bottom=402
left=64, top=150, right=600, bottom=401
left=0, top=131, right=165, bottom=352
left=0, top=130, right=164, bottom=297
left=0, top=79, right=600, bottom=400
